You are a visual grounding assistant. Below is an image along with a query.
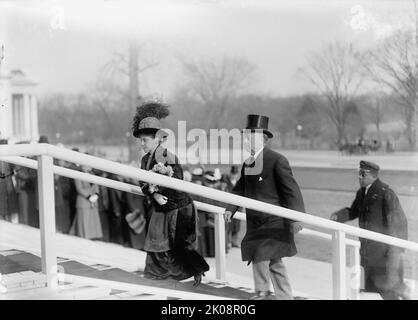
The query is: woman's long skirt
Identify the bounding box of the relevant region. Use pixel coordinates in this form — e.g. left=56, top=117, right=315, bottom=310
left=144, top=203, right=209, bottom=280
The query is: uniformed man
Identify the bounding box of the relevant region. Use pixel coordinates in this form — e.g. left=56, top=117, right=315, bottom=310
left=330, top=160, right=410, bottom=300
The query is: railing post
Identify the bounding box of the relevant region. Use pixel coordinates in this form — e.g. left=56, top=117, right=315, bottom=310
left=332, top=230, right=347, bottom=300
left=37, top=155, right=58, bottom=288
left=214, top=212, right=226, bottom=282
left=348, top=245, right=361, bottom=300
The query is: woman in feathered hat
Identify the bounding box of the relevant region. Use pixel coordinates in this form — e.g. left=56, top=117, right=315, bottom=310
left=132, top=101, right=209, bottom=285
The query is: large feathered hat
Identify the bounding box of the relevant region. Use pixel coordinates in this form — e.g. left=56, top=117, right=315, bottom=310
left=132, top=101, right=170, bottom=138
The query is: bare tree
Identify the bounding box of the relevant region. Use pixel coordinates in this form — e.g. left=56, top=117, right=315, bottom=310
left=360, top=92, right=390, bottom=141
left=296, top=95, right=325, bottom=149
left=343, top=100, right=366, bottom=140
left=100, top=43, right=159, bottom=86
left=300, top=41, right=365, bottom=146
left=370, top=96, right=384, bottom=141
left=362, top=29, right=418, bottom=150
left=98, top=41, right=159, bottom=160
left=180, top=56, right=256, bottom=128
left=90, top=79, right=127, bottom=140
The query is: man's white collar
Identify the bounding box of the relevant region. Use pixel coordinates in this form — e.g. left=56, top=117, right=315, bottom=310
left=252, top=147, right=264, bottom=159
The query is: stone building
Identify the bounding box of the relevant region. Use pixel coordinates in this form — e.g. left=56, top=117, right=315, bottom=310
left=0, top=68, right=39, bottom=143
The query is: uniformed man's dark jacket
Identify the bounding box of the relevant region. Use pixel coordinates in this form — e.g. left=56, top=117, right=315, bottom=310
left=225, top=147, right=305, bottom=263
left=334, top=178, right=408, bottom=292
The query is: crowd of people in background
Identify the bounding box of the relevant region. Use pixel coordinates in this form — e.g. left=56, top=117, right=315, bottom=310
left=0, top=136, right=242, bottom=257
left=190, top=165, right=242, bottom=257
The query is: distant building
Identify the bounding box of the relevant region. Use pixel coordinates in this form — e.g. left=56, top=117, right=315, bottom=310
left=0, top=68, right=39, bottom=143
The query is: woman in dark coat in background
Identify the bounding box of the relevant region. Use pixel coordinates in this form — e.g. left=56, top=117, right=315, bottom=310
left=59, top=162, right=78, bottom=234
left=25, top=166, right=38, bottom=228
left=107, top=174, right=132, bottom=246
left=194, top=170, right=227, bottom=257
left=13, top=141, right=32, bottom=225
left=94, top=169, right=111, bottom=243
left=124, top=176, right=148, bottom=250
left=132, top=101, right=209, bottom=286
left=54, top=159, right=72, bottom=233
left=14, top=164, right=31, bottom=225
left=0, top=139, right=18, bottom=222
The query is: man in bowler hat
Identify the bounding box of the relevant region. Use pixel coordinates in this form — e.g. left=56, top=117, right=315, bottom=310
left=330, top=161, right=410, bottom=300
left=224, top=114, right=305, bottom=300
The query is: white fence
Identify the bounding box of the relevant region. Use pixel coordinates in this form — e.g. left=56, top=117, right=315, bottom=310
left=1, top=143, right=418, bottom=300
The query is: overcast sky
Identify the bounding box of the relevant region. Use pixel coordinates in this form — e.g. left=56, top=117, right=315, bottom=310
left=0, top=0, right=414, bottom=98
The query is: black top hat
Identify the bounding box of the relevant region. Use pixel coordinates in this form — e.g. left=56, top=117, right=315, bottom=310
left=204, top=170, right=220, bottom=183
left=38, top=135, right=49, bottom=143
left=243, top=114, right=273, bottom=138
left=230, top=165, right=239, bottom=174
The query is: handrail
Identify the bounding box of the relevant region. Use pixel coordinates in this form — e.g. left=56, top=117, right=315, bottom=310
left=0, top=143, right=415, bottom=300
left=1, top=155, right=143, bottom=195
left=1, top=155, right=358, bottom=247
left=1, top=144, right=415, bottom=252
left=194, top=200, right=361, bottom=247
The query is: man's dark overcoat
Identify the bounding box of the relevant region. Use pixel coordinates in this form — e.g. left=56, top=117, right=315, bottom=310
left=334, top=178, right=408, bottom=292
left=226, top=147, right=305, bottom=263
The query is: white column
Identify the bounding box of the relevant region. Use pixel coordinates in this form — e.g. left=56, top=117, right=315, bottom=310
left=23, top=93, right=31, bottom=141
left=332, top=230, right=347, bottom=300
left=0, top=95, right=6, bottom=138
left=0, top=79, right=11, bottom=139
left=30, top=94, right=39, bottom=142
left=37, top=154, right=58, bottom=288
left=214, top=212, right=227, bottom=281
left=28, top=94, right=33, bottom=139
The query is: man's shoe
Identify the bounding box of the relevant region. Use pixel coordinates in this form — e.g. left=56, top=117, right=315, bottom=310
left=193, top=272, right=205, bottom=287
left=249, top=291, right=274, bottom=300
left=398, top=286, right=413, bottom=300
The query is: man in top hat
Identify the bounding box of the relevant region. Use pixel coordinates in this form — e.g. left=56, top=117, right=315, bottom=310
left=224, top=114, right=305, bottom=300
left=38, top=135, right=49, bottom=143
left=330, top=160, right=410, bottom=300
left=191, top=167, right=204, bottom=185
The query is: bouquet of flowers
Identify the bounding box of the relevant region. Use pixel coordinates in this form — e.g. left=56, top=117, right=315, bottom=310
left=148, top=162, right=174, bottom=194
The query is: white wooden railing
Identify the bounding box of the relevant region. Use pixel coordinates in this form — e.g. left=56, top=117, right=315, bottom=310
left=1, top=143, right=417, bottom=300
left=0, top=152, right=361, bottom=298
